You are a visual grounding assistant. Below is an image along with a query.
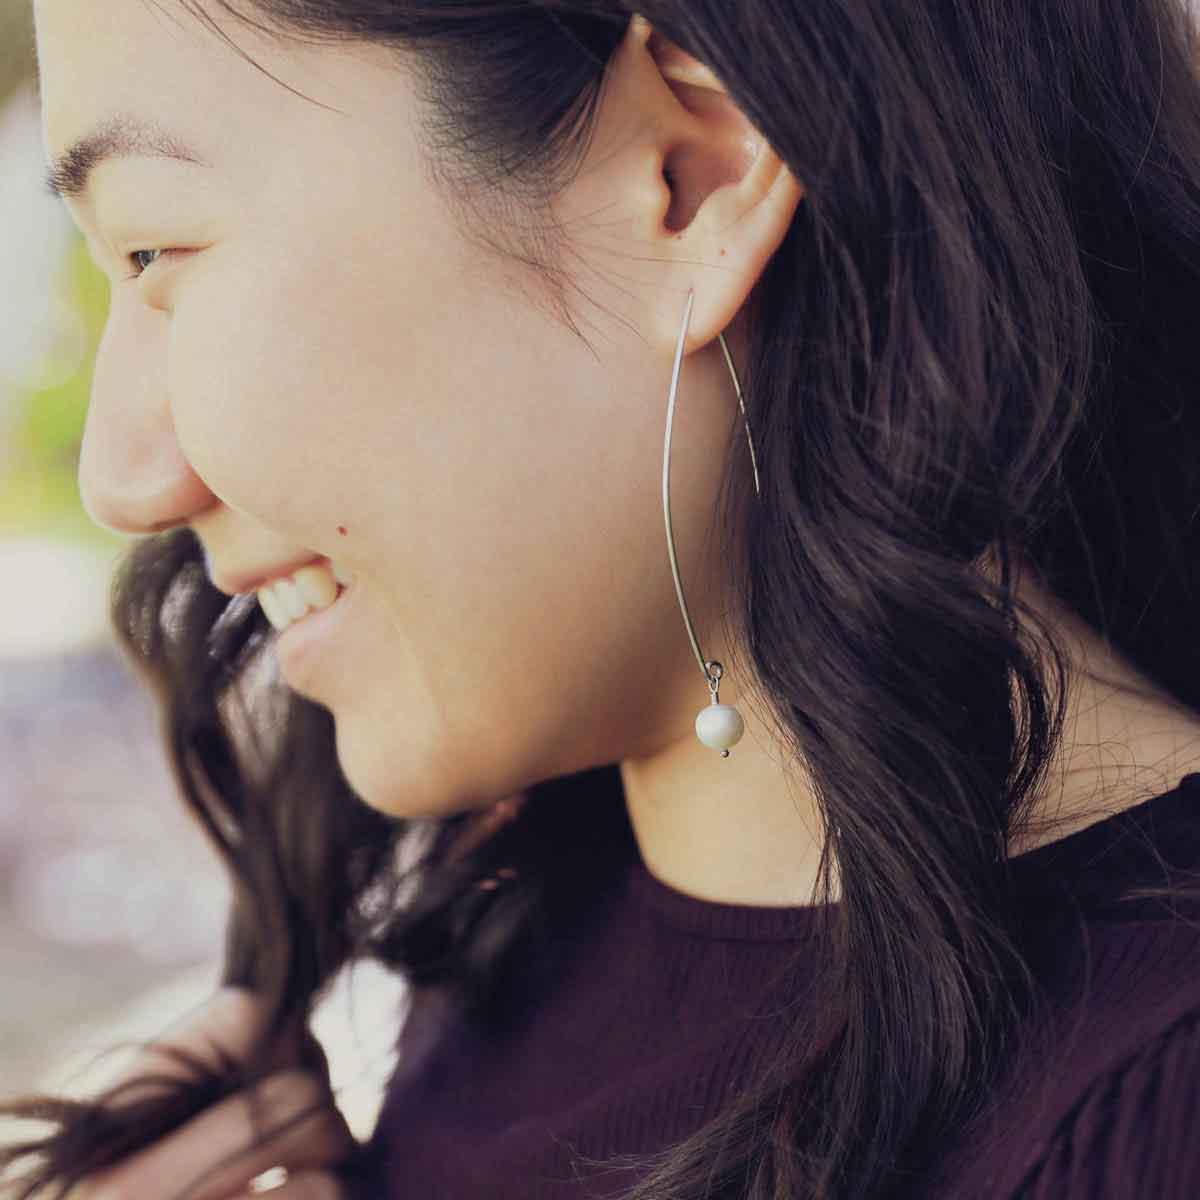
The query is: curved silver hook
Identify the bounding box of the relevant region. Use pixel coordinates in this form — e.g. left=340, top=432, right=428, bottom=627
left=662, top=287, right=761, bottom=687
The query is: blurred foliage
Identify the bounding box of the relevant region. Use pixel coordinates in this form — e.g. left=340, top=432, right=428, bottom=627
left=0, top=234, right=122, bottom=549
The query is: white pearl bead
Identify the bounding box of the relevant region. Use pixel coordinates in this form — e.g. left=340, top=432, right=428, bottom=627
left=695, top=703, right=745, bottom=752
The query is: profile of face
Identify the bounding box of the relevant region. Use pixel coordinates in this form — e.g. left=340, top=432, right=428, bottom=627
left=33, top=0, right=804, bottom=823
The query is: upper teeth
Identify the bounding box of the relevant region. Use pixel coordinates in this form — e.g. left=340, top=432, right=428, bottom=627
left=257, top=559, right=354, bottom=632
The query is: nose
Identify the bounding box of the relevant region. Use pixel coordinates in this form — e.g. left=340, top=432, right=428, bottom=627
left=76, top=305, right=218, bottom=535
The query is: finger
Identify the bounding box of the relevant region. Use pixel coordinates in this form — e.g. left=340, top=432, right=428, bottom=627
left=79, top=1069, right=358, bottom=1200
left=238, top=1168, right=346, bottom=1199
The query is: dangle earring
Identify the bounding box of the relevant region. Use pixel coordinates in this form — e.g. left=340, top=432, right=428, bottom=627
left=662, top=287, right=761, bottom=758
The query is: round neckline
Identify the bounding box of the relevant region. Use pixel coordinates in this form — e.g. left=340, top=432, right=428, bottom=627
left=625, top=855, right=830, bottom=941
left=624, top=773, right=1200, bottom=942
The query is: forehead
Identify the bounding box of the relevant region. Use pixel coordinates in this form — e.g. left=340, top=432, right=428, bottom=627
left=33, top=0, right=433, bottom=232
left=34, top=0, right=283, bottom=171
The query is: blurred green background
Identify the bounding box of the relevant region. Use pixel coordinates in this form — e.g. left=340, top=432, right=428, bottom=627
left=2, top=226, right=117, bottom=549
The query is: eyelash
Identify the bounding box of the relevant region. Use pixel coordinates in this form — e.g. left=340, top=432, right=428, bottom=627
left=123, top=247, right=185, bottom=281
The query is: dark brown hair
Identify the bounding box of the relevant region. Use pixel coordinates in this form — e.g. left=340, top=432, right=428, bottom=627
left=6, top=1, right=1200, bottom=1197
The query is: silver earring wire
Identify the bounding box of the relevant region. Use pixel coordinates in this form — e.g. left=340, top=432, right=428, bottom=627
left=663, top=287, right=761, bottom=757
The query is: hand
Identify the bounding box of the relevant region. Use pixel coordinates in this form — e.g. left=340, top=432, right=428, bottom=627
left=69, top=986, right=359, bottom=1199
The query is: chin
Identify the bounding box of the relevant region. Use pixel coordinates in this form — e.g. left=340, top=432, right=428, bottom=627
left=331, top=732, right=485, bottom=822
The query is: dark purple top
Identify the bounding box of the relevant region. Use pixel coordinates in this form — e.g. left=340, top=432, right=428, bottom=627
left=345, top=772, right=1200, bottom=1198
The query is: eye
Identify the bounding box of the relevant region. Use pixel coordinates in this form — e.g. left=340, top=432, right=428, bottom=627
left=123, top=247, right=186, bottom=281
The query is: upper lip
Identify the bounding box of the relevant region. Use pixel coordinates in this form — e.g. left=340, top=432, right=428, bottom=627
left=209, top=554, right=329, bottom=597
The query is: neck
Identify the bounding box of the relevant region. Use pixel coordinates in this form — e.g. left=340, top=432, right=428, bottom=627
left=620, top=568, right=1200, bottom=907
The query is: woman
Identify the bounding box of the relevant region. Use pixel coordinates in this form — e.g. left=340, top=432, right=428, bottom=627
left=5, top=0, right=1200, bottom=1196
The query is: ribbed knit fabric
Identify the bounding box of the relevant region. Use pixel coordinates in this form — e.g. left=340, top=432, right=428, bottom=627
left=343, top=772, right=1200, bottom=1199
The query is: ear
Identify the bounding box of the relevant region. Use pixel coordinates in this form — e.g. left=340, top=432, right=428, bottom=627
left=606, top=14, right=806, bottom=356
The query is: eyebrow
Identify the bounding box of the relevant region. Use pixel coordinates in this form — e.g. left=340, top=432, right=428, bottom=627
left=43, top=114, right=210, bottom=202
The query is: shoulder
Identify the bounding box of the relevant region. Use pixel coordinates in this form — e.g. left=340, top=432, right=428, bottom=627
left=927, top=914, right=1200, bottom=1198
left=1017, top=999, right=1200, bottom=1198
left=1001, top=912, right=1200, bottom=1198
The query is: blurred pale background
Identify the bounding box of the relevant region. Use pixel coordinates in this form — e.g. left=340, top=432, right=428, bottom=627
left=0, top=0, right=402, bottom=1162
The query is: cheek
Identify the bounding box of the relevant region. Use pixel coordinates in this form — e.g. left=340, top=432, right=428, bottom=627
left=167, top=247, right=399, bottom=536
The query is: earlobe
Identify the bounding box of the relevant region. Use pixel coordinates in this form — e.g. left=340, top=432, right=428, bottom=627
left=655, top=139, right=805, bottom=357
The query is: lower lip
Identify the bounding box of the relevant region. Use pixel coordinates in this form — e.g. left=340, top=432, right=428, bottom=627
left=275, top=581, right=354, bottom=687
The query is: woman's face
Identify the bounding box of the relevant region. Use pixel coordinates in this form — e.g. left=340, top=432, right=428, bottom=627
left=34, top=0, right=802, bottom=819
